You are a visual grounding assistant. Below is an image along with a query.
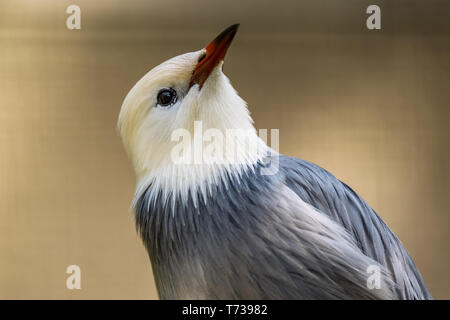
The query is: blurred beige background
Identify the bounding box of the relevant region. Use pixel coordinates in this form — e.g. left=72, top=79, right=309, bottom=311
left=0, top=0, right=449, bottom=299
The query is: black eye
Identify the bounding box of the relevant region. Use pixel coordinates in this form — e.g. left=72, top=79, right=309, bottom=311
left=157, top=88, right=177, bottom=107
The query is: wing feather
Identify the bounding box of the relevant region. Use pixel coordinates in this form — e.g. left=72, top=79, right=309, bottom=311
left=280, top=155, right=432, bottom=299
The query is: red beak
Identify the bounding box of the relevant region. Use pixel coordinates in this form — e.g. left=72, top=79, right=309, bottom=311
left=189, top=24, right=240, bottom=89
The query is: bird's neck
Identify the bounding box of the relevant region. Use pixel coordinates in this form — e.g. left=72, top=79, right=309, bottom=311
left=132, top=131, right=272, bottom=209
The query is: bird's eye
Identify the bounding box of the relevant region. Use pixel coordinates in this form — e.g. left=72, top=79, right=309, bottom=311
left=157, top=88, right=177, bottom=107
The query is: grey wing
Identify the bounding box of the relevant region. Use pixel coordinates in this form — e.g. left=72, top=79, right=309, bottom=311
left=279, top=155, right=432, bottom=299
left=199, top=171, right=397, bottom=299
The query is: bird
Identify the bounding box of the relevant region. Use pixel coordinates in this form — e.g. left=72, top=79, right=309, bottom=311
left=118, top=24, right=432, bottom=299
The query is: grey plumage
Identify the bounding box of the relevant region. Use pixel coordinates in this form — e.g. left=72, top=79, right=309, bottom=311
left=135, top=155, right=431, bottom=299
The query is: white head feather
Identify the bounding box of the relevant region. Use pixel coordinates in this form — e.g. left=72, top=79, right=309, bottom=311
left=118, top=26, right=269, bottom=207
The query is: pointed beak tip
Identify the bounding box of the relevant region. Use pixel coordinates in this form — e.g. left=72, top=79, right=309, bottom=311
left=210, top=23, right=240, bottom=48
left=229, top=23, right=240, bottom=33
left=189, top=24, right=241, bottom=89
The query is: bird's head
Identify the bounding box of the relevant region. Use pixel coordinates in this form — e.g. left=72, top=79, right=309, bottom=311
left=118, top=24, right=268, bottom=202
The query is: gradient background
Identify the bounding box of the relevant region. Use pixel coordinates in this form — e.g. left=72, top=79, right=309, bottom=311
left=1, top=0, right=449, bottom=299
